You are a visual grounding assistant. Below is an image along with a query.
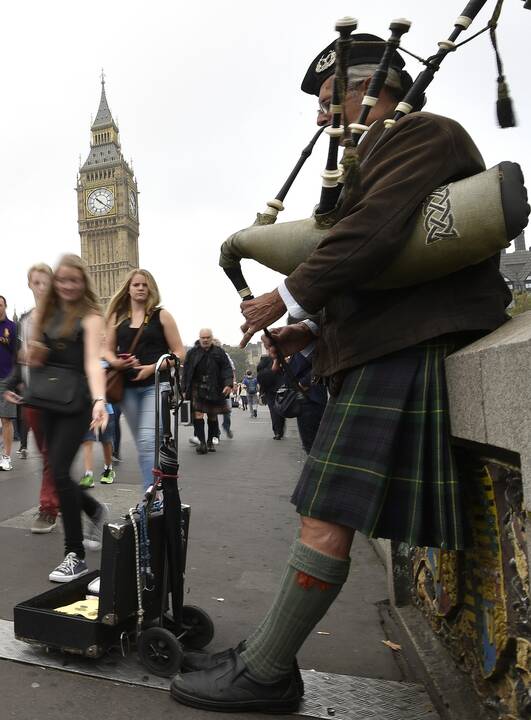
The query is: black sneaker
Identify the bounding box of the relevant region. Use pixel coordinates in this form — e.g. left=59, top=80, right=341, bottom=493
left=170, top=651, right=301, bottom=713
left=49, top=552, right=88, bottom=583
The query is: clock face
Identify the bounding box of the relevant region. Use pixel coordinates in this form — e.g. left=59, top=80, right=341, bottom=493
left=87, top=187, right=114, bottom=216
left=129, top=189, right=137, bottom=218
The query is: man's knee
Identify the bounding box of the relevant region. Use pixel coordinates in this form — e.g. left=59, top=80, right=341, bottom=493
left=299, top=516, right=354, bottom=559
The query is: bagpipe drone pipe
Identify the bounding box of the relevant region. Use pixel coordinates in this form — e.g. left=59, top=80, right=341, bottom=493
left=220, top=2, right=529, bottom=300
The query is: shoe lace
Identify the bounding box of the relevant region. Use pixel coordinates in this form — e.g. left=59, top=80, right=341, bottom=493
left=57, top=553, right=78, bottom=573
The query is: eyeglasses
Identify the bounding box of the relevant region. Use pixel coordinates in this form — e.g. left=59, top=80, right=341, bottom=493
left=317, top=99, right=331, bottom=115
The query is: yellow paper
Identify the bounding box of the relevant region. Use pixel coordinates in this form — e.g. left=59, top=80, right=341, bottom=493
left=54, top=597, right=99, bottom=621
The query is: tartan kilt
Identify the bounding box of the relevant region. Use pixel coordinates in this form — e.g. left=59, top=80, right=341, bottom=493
left=191, top=385, right=229, bottom=415
left=291, top=339, right=465, bottom=550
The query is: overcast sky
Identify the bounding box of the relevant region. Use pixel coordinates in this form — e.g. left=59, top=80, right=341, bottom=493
left=1, top=1, right=528, bottom=345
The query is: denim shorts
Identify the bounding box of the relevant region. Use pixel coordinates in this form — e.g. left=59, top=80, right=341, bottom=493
left=82, top=413, right=115, bottom=444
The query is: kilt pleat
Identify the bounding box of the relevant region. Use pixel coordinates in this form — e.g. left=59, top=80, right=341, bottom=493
left=291, top=340, right=465, bottom=550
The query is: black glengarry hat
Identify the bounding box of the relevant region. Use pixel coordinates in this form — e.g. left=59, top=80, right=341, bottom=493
left=301, top=33, right=407, bottom=96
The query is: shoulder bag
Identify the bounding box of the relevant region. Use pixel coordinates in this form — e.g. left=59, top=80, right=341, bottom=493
left=24, top=365, right=90, bottom=415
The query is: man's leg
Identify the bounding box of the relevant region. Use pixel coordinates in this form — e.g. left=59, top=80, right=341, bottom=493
left=193, top=412, right=207, bottom=454
left=17, top=404, right=28, bottom=454
left=172, top=515, right=353, bottom=711
left=240, top=516, right=353, bottom=679
left=207, top=414, right=219, bottom=451
left=1, top=417, right=14, bottom=458
left=24, top=407, right=60, bottom=518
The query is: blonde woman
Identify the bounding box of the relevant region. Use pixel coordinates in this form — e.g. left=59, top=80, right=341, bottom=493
left=26, top=255, right=108, bottom=582
left=105, top=269, right=185, bottom=490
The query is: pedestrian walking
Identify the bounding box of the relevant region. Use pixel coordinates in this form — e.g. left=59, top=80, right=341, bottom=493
left=4, top=264, right=61, bottom=532
left=242, top=369, right=259, bottom=418
left=239, top=382, right=248, bottom=411
left=257, top=355, right=285, bottom=440
left=0, top=295, right=17, bottom=471
left=104, top=269, right=185, bottom=490
left=23, top=254, right=110, bottom=581
left=80, top=400, right=116, bottom=487
left=183, top=329, right=233, bottom=454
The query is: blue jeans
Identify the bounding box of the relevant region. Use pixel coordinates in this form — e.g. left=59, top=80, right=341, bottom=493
left=121, top=382, right=169, bottom=490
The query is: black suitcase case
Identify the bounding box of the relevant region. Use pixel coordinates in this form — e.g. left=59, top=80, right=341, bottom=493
left=14, top=506, right=190, bottom=658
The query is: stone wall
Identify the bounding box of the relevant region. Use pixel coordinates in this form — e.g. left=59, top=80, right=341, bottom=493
left=387, top=313, right=531, bottom=719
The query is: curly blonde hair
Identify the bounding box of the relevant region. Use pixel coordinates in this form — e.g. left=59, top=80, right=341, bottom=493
left=106, top=268, right=161, bottom=326
left=35, top=254, right=102, bottom=338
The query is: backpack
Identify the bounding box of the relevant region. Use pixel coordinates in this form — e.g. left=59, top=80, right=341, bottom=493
left=246, top=377, right=258, bottom=394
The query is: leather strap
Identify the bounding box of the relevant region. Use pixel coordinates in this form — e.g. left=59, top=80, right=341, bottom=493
left=127, top=313, right=150, bottom=355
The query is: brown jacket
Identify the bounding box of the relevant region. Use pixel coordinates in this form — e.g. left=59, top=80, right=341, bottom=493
left=285, top=112, right=511, bottom=377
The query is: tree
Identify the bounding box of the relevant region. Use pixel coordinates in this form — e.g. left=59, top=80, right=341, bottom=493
left=222, top=345, right=250, bottom=382
left=508, top=292, right=531, bottom=317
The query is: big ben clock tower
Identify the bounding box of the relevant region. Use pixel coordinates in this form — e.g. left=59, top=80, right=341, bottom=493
left=77, top=73, right=139, bottom=304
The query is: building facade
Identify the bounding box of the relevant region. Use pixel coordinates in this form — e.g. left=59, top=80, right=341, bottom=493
left=77, top=76, right=139, bottom=304
left=500, top=232, right=531, bottom=294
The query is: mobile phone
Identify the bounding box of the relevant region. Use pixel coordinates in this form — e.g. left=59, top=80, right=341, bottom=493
left=118, top=353, right=132, bottom=359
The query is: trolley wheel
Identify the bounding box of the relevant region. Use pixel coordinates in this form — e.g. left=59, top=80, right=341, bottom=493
left=181, top=605, right=215, bottom=650
left=138, top=627, right=183, bottom=677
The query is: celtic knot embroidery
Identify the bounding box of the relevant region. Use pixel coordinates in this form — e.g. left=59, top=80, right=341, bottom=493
left=423, top=185, right=460, bottom=244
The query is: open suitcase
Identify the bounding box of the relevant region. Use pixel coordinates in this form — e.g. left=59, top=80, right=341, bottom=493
left=14, top=353, right=213, bottom=676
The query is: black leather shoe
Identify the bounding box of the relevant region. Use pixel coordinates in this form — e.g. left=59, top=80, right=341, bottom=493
left=182, top=643, right=241, bottom=672
left=182, top=643, right=304, bottom=697
left=170, top=651, right=301, bottom=713
left=196, top=442, right=208, bottom=455
left=182, top=642, right=304, bottom=694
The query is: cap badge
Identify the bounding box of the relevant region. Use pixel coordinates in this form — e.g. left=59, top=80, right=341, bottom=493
left=316, top=50, right=336, bottom=74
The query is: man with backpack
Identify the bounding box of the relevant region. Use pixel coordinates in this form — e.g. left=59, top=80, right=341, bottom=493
left=241, top=370, right=258, bottom=418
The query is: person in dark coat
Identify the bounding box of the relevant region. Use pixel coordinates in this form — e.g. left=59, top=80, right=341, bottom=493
left=171, top=34, right=512, bottom=713
left=257, top=354, right=285, bottom=440
left=183, top=328, right=233, bottom=454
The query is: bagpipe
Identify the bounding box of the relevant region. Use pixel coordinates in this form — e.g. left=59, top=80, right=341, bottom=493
left=221, top=1, right=530, bottom=301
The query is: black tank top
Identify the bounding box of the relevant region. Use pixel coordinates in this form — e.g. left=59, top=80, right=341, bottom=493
left=116, top=308, right=169, bottom=386
left=43, top=312, right=85, bottom=373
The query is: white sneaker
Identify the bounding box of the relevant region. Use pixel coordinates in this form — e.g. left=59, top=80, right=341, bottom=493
left=0, top=455, right=13, bottom=471
left=87, top=576, right=101, bottom=595
left=188, top=436, right=200, bottom=446
left=49, top=552, right=88, bottom=583
left=212, top=436, right=220, bottom=446
left=84, top=503, right=110, bottom=551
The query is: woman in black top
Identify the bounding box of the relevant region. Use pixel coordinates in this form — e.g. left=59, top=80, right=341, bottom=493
left=27, top=254, right=109, bottom=582
left=105, top=269, right=184, bottom=490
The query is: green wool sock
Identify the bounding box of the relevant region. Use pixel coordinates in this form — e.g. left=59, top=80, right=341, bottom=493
left=240, top=539, right=350, bottom=681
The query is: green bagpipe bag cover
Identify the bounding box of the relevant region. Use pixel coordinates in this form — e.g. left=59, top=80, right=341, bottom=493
left=219, top=163, right=528, bottom=289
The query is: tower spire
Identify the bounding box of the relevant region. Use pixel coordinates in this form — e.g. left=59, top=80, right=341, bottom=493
left=92, top=69, right=115, bottom=130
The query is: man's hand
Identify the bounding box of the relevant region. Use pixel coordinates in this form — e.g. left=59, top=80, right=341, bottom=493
left=222, top=385, right=232, bottom=397
left=263, top=324, right=315, bottom=371
left=240, top=289, right=286, bottom=348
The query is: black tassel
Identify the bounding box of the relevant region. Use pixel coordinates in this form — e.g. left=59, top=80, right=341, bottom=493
left=496, top=77, right=516, bottom=128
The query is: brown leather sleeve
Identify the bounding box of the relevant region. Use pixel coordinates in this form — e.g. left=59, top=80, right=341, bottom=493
left=285, top=113, right=485, bottom=313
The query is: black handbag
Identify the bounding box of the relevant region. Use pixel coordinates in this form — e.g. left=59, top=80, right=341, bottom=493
left=24, top=365, right=90, bottom=414
left=274, top=384, right=306, bottom=419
